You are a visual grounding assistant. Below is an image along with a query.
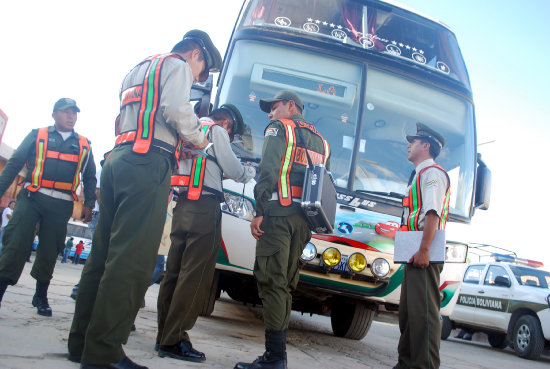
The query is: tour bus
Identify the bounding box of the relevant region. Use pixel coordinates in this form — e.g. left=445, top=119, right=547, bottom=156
left=192, top=0, right=491, bottom=340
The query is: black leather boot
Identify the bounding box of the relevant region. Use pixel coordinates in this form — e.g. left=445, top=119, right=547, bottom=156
left=234, top=330, right=287, bottom=369
left=32, top=280, right=52, bottom=316
left=0, top=279, right=8, bottom=310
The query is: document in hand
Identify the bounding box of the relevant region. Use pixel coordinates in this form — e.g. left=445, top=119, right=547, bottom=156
left=393, top=230, right=446, bottom=264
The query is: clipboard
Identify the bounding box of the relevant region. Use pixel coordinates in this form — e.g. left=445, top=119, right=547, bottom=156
left=394, top=230, right=446, bottom=264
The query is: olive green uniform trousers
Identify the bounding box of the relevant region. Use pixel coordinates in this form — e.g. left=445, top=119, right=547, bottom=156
left=396, top=263, right=444, bottom=369
left=254, top=212, right=311, bottom=331
left=0, top=189, right=73, bottom=285
left=68, top=145, right=171, bottom=365
left=156, top=195, right=221, bottom=345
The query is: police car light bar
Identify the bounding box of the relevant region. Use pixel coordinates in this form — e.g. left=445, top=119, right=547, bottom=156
left=491, top=253, right=544, bottom=268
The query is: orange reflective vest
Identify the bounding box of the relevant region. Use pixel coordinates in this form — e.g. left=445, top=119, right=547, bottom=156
left=115, top=53, right=184, bottom=155
left=277, top=119, right=330, bottom=206
left=170, top=121, right=220, bottom=200
left=400, top=164, right=451, bottom=231
left=26, top=127, right=90, bottom=201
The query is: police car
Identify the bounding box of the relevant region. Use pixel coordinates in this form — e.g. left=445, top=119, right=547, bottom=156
left=441, top=254, right=550, bottom=360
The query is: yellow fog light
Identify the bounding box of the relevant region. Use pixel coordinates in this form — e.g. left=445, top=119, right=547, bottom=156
left=322, top=247, right=341, bottom=267
left=371, top=258, right=390, bottom=277
left=348, top=252, right=367, bottom=272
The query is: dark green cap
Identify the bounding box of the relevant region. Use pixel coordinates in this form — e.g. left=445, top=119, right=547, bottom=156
left=406, top=123, right=445, bottom=148
left=219, top=103, right=244, bottom=136
left=53, top=98, right=80, bottom=113
left=177, top=29, right=222, bottom=82
left=259, top=90, right=304, bottom=113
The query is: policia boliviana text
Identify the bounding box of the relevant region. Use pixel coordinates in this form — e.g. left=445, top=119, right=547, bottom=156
left=235, top=90, right=330, bottom=369
left=156, top=104, right=255, bottom=362
left=0, top=98, right=96, bottom=317
left=67, top=30, right=222, bottom=369
left=394, top=123, right=451, bottom=369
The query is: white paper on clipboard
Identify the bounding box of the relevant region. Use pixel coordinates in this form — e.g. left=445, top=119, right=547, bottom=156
left=394, top=230, right=446, bottom=264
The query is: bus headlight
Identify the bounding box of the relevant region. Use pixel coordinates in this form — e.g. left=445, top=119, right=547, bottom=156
left=445, top=242, right=468, bottom=263
left=371, top=258, right=390, bottom=277
left=300, top=242, right=317, bottom=262
left=348, top=252, right=367, bottom=272
left=322, top=247, right=341, bottom=267
left=222, top=191, right=254, bottom=221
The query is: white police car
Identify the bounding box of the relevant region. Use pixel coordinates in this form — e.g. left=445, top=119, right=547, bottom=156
left=441, top=254, right=550, bottom=360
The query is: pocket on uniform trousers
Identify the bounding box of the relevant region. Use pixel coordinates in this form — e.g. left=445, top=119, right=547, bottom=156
left=255, top=243, right=282, bottom=257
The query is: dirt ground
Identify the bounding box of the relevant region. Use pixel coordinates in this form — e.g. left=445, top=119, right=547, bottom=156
left=1, top=254, right=549, bottom=369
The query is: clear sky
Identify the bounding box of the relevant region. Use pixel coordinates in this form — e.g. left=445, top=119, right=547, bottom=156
left=1, top=0, right=549, bottom=264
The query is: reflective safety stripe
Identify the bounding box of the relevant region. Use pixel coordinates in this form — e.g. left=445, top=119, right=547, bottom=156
left=278, top=120, right=297, bottom=206
left=71, top=135, right=90, bottom=197
left=29, top=127, right=49, bottom=190
left=270, top=186, right=303, bottom=201
left=132, top=54, right=183, bottom=154
left=187, top=123, right=214, bottom=200
left=24, top=183, right=74, bottom=201
left=26, top=127, right=90, bottom=201
left=171, top=175, right=190, bottom=187
left=170, top=121, right=216, bottom=201
left=277, top=119, right=330, bottom=207
left=115, top=131, right=137, bottom=145
left=401, top=164, right=451, bottom=231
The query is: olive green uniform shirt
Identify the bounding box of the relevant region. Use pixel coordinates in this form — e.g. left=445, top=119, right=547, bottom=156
left=254, top=114, right=330, bottom=216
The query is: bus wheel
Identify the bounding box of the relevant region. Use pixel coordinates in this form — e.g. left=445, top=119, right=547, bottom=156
left=488, top=332, right=508, bottom=349
left=199, top=271, right=220, bottom=317
left=513, top=315, right=544, bottom=360
left=440, top=316, right=453, bottom=340
left=330, top=300, right=374, bottom=340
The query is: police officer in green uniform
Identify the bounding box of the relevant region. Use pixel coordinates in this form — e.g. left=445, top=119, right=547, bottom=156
left=235, top=90, right=330, bottom=369
left=67, top=30, right=221, bottom=369
left=394, top=123, right=451, bottom=369
left=0, top=98, right=96, bottom=316
left=157, top=104, right=255, bottom=362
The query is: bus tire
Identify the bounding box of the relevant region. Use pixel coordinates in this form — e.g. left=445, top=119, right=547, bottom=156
left=512, top=315, right=544, bottom=360
left=440, top=316, right=453, bottom=340
left=330, top=300, right=374, bottom=340
left=488, top=332, right=508, bottom=349
left=199, top=271, right=220, bottom=317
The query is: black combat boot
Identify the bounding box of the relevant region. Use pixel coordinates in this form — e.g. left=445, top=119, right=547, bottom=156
left=32, top=280, right=52, bottom=316
left=0, top=279, right=8, bottom=310
left=234, top=330, right=287, bottom=369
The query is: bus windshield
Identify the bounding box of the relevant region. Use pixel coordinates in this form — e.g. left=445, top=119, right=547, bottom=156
left=241, top=0, right=470, bottom=88
left=219, top=0, right=476, bottom=220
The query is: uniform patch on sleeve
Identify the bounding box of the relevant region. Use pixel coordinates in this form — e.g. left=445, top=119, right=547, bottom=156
left=426, top=180, right=438, bottom=187
left=265, top=128, right=278, bottom=137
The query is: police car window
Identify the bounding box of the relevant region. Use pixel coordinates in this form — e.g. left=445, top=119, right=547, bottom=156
left=463, top=265, right=484, bottom=284
left=509, top=265, right=550, bottom=289
left=484, top=266, right=509, bottom=286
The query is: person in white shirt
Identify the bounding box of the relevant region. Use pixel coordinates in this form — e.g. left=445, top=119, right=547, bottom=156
left=0, top=201, right=15, bottom=255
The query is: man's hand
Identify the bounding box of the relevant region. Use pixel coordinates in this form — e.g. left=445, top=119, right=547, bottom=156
left=250, top=216, right=264, bottom=240
left=81, top=206, right=93, bottom=223
left=409, top=248, right=430, bottom=268
left=408, top=211, right=439, bottom=268
left=193, top=136, right=209, bottom=150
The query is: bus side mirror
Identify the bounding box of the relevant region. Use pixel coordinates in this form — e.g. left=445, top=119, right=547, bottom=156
left=190, top=75, right=214, bottom=118
left=474, top=153, right=491, bottom=210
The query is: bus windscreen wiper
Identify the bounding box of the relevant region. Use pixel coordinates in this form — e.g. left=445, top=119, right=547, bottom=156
left=355, top=190, right=405, bottom=200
